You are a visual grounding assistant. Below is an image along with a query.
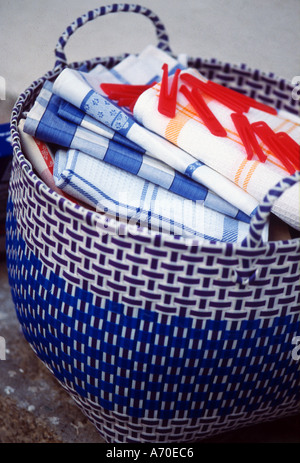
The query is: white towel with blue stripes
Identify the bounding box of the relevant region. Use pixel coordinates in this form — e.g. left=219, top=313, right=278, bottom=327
left=52, top=67, right=259, bottom=218
left=53, top=148, right=261, bottom=243
left=23, top=80, right=251, bottom=223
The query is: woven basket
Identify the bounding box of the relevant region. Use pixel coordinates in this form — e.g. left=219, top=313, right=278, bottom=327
left=6, top=4, right=300, bottom=443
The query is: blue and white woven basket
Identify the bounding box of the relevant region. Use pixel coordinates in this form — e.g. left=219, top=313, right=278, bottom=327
left=6, top=4, right=300, bottom=443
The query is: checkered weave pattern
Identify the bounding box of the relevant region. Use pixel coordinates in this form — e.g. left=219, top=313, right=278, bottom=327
left=6, top=4, right=300, bottom=443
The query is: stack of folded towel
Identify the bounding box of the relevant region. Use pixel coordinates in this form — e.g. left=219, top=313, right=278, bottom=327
left=19, top=45, right=300, bottom=243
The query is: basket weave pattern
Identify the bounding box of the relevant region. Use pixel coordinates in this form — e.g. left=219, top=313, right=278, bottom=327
left=6, top=4, right=300, bottom=443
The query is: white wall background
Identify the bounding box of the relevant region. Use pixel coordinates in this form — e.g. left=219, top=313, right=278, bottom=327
left=0, top=0, right=299, bottom=98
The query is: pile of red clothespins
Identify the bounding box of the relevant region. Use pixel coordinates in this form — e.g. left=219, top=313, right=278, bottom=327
left=101, top=64, right=300, bottom=174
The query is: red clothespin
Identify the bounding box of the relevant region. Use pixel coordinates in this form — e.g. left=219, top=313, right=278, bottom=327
left=180, top=85, right=227, bottom=137
left=100, top=83, right=155, bottom=111
left=180, top=73, right=249, bottom=113
left=251, top=121, right=296, bottom=174
left=207, top=80, right=278, bottom=115
left=275, top=132, right=300, bottom=171
left=180, top=74, right=277, bottom=115
left=231, top=113, right=267, bottom=162
left=101, top=83, right=155, bottom=97
left=157, top=64, right=181, bottom=118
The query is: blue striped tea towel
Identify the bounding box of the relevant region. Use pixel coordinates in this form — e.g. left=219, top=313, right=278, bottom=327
left=52, top=68, right=259, bottom=218
left=23, top=81, right=250, bottom=222
left=53, top=148, right=262, bottom=243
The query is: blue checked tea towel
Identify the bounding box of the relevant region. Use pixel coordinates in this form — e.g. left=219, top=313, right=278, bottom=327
left=53, top=148, right=261, bottom=243
left=23, top=81, right=251, bottom=223
left=51, top=67, right=259, bottom=218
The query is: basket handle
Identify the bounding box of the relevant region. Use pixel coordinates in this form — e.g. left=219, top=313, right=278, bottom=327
left=232, top=170, right=300, bottom=285
left=242, top=170, right=300, bottom=248
left=54, top=3, right=172, bottom=68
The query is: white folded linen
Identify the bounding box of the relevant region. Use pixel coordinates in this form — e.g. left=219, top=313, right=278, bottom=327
left=133, top=68, right=300, bottom=230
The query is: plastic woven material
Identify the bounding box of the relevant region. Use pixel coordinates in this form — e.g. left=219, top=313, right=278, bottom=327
left=6, top=4, right=300, bottom=443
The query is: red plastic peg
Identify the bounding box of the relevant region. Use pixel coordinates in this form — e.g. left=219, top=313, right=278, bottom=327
left=252, top=121, right=296, bottom=174
left=100, top=83, right=156, bottom=110
left=157, top=64, right=181, bottom=118
left=180, top=74, right=277, bottom=115
left=231, top=113, right=267, bottom=162
left=180, top=85, right=227, bottom=137
left=275, top=132, right=300, bottom=171
left=180, top=74, right=249, bottom=113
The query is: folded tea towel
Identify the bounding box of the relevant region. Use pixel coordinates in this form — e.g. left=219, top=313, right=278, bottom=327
left=133, top=69, right=300, bottom=230
left=53, top=148, right=265, bottom=243
left=23, top=81, right=251, bottom=222
left=81, top=45, right=181, bottom=88
left=110, top=45, right=182, bottom=84
left=82, top=46, right=300, bottom=230
left=18, top=118, right=85, bottom=206
left=18, top=119, right=63, bottom=195
left=57, top=99, right=144, bottom=153
left=52, top=68, right=259, bottom=218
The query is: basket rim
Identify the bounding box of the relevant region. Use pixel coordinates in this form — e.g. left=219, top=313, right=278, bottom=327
left=9, top=55, right=300, bottom=252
